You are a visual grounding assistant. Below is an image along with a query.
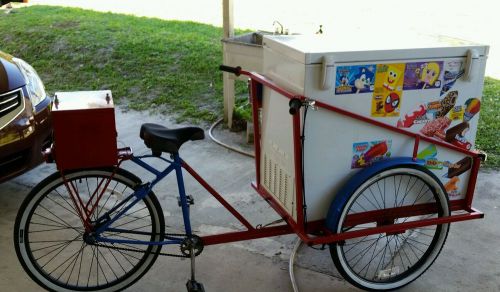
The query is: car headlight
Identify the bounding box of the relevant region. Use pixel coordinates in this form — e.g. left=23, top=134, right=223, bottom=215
left=12, top=57, right=47, bottom=109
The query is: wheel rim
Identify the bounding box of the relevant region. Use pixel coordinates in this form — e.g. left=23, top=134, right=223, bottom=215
left=334, top=167, right=449, bottom=290
left=18, top=171, right=162, bottom=291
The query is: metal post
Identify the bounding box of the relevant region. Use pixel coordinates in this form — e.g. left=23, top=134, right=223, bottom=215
left=222, top=0, right=235, bottom=128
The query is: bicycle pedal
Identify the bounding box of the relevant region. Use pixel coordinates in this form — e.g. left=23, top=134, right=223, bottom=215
left=186, top=279, right=205, bottom=292
left=178, top=195, right=195, bottom=207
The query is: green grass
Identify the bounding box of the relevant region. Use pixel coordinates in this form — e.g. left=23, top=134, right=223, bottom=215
left=0, top=5, right=236, bottom=123
left=476, top=77, right=500, bottom=168
left=0, top=6, right=498, bottom=167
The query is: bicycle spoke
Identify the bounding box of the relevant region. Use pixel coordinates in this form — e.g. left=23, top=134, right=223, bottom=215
left=45, top=194, right=80, bottom=218
left=66, top=241, right=85, bottom=285
left=18, top=170, right=163, bottom=291
left=38, top=235, right=80, bottom=267
left=51, top=241, right=87, bottom=279
left=53, top=189, right=80, bottom=218
left=87, top=245, right=96, bottom=287
left=334, top=169, right=448, bottom=288
left=367, top=186, right=383, bottom=210
left=95, top=245, right=119, bottom=280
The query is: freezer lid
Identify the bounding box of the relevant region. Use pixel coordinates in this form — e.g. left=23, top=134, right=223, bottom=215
left=263, top=34, right=489, bottom=65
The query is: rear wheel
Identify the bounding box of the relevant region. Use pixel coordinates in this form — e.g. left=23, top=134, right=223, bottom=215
left=14, top=168, right=165, bottom=291
left=330, top=165, right=450, bottom=291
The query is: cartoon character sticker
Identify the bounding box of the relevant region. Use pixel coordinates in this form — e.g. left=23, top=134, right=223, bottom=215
left=440, top=60, right=464, bottom=96
left=371, top=63, right=405, bottom=117
left=335, top=65, right=376, bottom=94
left=351, top=140, right=392, bottom=169
left=403, top=61, right=443, bottom=90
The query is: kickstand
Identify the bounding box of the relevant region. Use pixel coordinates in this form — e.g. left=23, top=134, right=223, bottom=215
left=186, top=245, right=205, bottom=292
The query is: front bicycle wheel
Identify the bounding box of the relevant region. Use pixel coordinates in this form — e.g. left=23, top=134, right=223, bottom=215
left=14, top=168, right=165, bottom=291
left=330, top=165, right=450, bottom=291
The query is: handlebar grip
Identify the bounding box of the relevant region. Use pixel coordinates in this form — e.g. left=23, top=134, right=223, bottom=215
left=289, top=98, right=302, bottom=115
left=219, top=65, right=242, bottom=76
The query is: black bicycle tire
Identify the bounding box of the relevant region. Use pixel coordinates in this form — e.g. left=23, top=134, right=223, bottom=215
left=14, top=168, right=165, bottom=292
left=330, top=164, right=450, bottom=291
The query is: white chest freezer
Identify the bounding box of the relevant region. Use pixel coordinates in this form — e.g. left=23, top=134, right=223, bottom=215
left=259, top=34, right=488, bottom=221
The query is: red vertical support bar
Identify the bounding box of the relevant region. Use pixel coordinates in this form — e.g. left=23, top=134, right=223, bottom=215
left=250, top=80, right=262, bottom=186
left=465, top=156, right=481, bottom=209
left=292, top=110, right=305, bottom=234
left=412, top=135, right=420, bottom=160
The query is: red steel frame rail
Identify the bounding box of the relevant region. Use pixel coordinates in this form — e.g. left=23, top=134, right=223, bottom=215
left=121, top=69, right=484, bottom=247
left=238, top=70, right=482, bottom=246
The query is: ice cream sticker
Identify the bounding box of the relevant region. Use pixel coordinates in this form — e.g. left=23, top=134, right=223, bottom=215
left=420, top=117, right=451, bottom=140
left=440, top=60, right=464, bottom=96
left=427, top=90, right=458, bottom=119
left=417, top=144, right=443, bottom=169
left=335, top=65, right=376, bottom=94
left=445, top=156, right=472, bottom=197
left=371, top=63, right=405, bottom=117
left=403, top=61, right=443, bottom=90
left=397, top=104, right=429, bottom=128
left=397, top=90, right=459, bottom=129
left=445, top=122, right=472, bottom=150
left=463, top=98, right=481, bottom=121
left=448, top=105, right=464, bottom=121
left=351, top=140, right=392, bottom=169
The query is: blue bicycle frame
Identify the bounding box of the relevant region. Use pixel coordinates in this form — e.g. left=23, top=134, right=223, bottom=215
left=93, top=153, right=192, bottom=246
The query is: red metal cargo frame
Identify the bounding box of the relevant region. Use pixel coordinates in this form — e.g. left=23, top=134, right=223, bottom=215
left=190, top=69, right=484, bottom=246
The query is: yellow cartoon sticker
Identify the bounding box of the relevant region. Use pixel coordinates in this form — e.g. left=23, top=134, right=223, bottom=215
left=371, top=63, right=405, bottom=117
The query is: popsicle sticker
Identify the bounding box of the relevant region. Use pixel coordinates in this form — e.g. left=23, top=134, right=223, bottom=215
left=440, top=60, right=464, bottom=96
left=351, top=140, right=392, bottom=169
left=445, top=122, right=472, bottom=150
left=445, top=156, right=472, bottom=197
left=371, top=63, right=405, bottom=117
left=448, top=105, right=465, bottom=121
left=417, top=144, right=443, bottom=170
left=426, top=90, right=458, bottom=119
left=403, top=61, right=443, bottom=90
left=397, top=104, right=428, bottom=128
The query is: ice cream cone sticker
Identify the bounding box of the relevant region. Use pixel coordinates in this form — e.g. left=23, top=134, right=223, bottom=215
left=463, top=98, right=480, bottom=121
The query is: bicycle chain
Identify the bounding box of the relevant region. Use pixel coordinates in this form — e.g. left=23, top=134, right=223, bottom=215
left=92, top=233, right=198, bottom=258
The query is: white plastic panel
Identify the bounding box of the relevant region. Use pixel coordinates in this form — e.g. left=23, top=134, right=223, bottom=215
left=302, top=108, right=473, bottom=221
left=259, top=88, right=297, bottom=220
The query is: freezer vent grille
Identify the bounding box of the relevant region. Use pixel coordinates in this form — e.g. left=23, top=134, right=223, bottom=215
left=262, top=153, right=295, bottom=219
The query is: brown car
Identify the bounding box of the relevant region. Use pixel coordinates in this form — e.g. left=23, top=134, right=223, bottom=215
left=0, top=51, right=52, bottom=183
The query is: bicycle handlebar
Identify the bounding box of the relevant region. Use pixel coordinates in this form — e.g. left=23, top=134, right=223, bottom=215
left=219, top=65, right=242, bottom=76
left=288, top=98, right=302, bottom=115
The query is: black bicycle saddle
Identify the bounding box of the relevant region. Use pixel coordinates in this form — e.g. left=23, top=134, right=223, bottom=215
left=140, top=123, right=204, bottom=155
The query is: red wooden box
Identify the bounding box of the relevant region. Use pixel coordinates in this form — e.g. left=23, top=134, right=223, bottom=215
left=51, top=91, right=118, bottom=170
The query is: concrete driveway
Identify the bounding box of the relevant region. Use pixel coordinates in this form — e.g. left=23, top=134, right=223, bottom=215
left=1, top=108, right=499, bottom=291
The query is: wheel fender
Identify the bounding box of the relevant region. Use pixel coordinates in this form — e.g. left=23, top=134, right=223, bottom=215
left=325, top=157, right=425, bottom=233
